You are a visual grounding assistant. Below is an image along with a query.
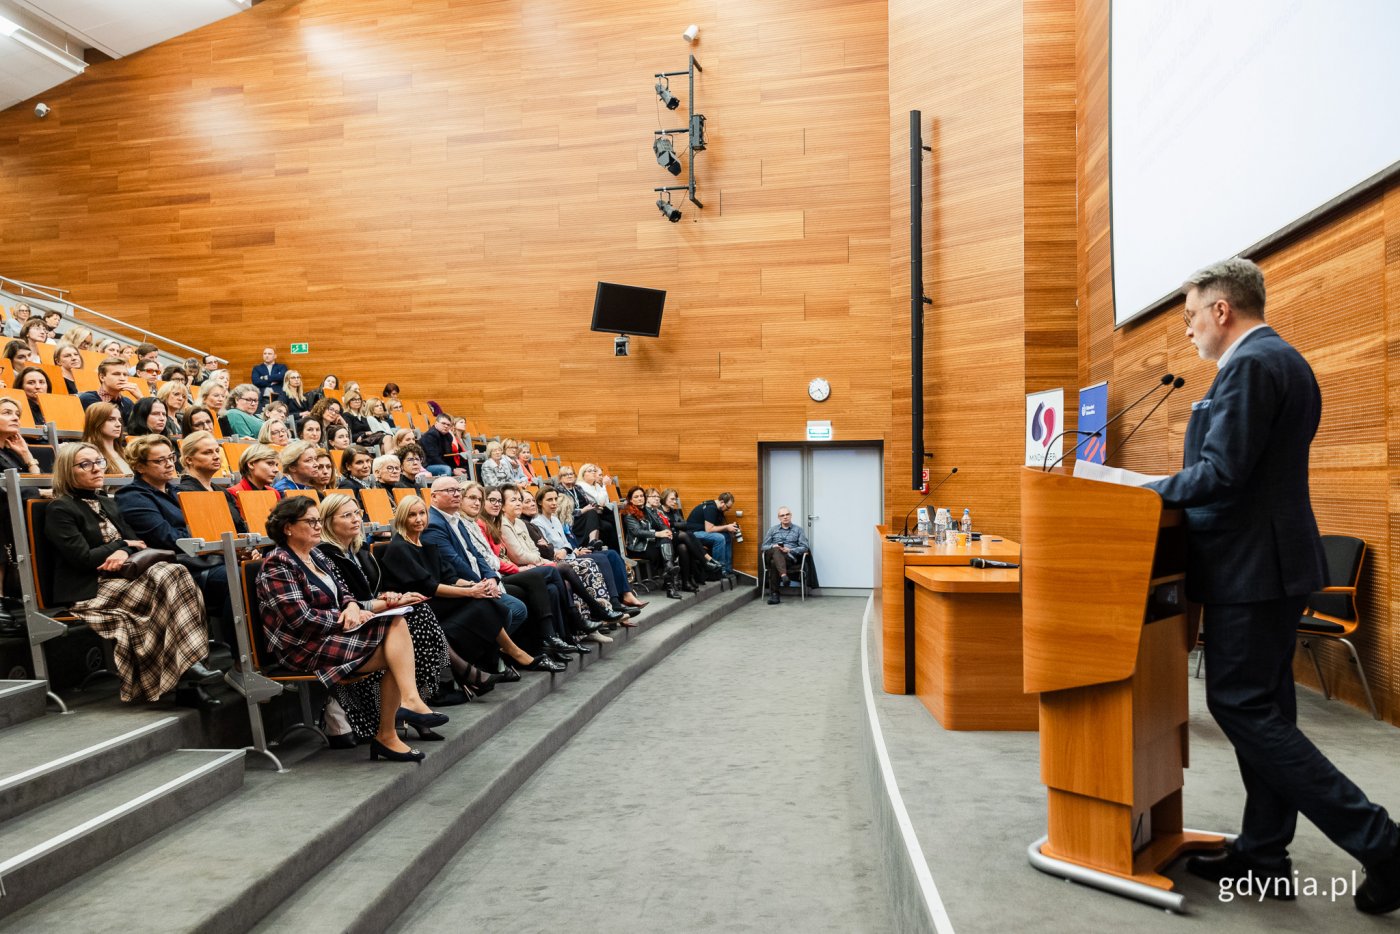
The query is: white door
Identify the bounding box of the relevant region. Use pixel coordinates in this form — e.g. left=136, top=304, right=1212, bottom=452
left=764, top=448, right=804, bottom=530
left=808, top=447, right=883, bottom=588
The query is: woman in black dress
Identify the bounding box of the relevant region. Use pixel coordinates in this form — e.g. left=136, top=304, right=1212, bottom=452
left=661, top=488, right=710, bottom=590
left=378, top=496, right=548, bottom=675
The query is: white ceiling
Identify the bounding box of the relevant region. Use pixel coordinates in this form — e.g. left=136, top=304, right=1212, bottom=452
left=0, top=0, right=250, bottom=110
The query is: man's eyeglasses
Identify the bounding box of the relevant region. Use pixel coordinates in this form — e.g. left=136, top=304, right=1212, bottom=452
left=76, top=458, right=108, bottom=471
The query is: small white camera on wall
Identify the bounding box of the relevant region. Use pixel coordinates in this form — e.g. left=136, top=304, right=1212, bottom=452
left=683, top=24, right=699, bottom=43
left=34, top=103, right=50, bottom=119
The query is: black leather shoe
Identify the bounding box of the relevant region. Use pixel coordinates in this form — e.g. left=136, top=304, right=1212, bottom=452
left=396, top=706, right=448, bottom=728
left=181, top=661, right=225, bottom=686
left=569, top=639, right=593, bottom=654
left=547, top=637, right=581, bottom=655
left=1357, top=842, right=1400, bottom=914
left=369, top=739, right=424, bottom=763
left=767, top=594, right=780, bottom=605
left=175, top=685, right=222, bottom=710
left=1185, top=849, right=1295, bottom=900
left=326, top=732, right=357, bottom=749
left=523, top=655, right=565, bottom=672
left=619, top=605, right=643, bottom=617
left=497, top=666, right=522, bottom=683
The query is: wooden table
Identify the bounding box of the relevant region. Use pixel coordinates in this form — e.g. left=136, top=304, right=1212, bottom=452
left=873, top=526, right=1021, bottom=695
left=905, top=566, right=1037, bottom=731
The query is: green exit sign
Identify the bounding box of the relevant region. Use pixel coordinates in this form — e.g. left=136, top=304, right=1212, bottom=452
left=289, top=343, right=309, bottom=355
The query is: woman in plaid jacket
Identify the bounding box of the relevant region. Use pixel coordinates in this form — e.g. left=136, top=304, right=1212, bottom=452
left=256, top=495, right=447, bottom=763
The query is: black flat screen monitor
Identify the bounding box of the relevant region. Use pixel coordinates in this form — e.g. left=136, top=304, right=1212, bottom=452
left=590, top=282, right=665, bottom=337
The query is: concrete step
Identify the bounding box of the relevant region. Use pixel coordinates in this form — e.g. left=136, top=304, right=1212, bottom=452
left=0, top=585, right=748, bottom=934
left=0, top=711, right=191, bottom=824
left=0, top=681, right=46, bottom=731
left=254, top=587, right=751, bottom=934
left=0, top=748, right=245, bottom=921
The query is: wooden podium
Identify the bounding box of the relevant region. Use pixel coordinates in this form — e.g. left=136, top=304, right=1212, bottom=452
left=1020, top=468, right=1224, bottom=911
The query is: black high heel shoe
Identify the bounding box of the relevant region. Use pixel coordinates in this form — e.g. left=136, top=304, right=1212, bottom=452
left=369, top=739, right=424, bottom=763
left=396, top=706, right=448, bottom=728
left=401, top=722, right=445, bottom=742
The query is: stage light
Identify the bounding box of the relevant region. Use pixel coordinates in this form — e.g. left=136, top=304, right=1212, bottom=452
left=653, top=136, right=682, bottom=176
left=656, top=197, right=682, bottom=222
left=655, top=80, right=680, bottom=110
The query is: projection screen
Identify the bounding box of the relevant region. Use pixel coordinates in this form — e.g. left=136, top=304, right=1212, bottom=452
left=1110, top=0, right=1400, bottom=327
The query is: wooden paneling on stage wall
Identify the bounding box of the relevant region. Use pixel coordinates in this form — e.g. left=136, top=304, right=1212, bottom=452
left=0, top=0, right=894, bottom=574
left=886, top=0, right=1076, bottom=541
left=1077, top=0, right=1400, bottom=722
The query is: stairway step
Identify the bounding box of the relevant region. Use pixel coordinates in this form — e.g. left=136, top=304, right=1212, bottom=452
left=0, top=585, right=747, bottom=934
left=0, top=712, right=189, bottom=824
left=254, top=587, right=750, bottom=934
left=0, top=748, right=245, bottom=921
left=0, top=681, right=46, bottom=730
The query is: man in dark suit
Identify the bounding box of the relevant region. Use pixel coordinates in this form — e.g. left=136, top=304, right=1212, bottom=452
left=251, top=347, right=287, bottom=413
left=1146, top=258, right=1400, bottom=912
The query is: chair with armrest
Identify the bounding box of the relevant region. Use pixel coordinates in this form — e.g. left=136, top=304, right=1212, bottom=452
left=359, top=487, right=395, bottom=526
left=234, top=490, right=282, bottom=537
left=1297, top=534, right=1378, bottom=720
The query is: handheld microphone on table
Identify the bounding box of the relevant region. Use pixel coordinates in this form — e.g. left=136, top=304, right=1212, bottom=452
left=900, top=467, right=958, bottom=535
left=970, top=557, right=1019, bottom=569
left=1106, top=376, right=1185, bottom=465
left=1044, top=373, right=1174, bottom=472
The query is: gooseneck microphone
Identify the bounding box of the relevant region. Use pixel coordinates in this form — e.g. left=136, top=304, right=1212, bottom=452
left=1044, top=373, right=1174, bottom=472
left=1106, top=376, right=1185, bottom=465
left=1043, top=430, right=1103, bottom=472
left=901, top=467, right=959, bottom=534
left=971, top=557, right=1019, bottom=569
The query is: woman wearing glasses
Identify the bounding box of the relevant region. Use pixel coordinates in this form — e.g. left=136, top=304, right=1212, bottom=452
left=45, top=441, right=222, bottom=707
left=257, top=495, right=446, bottom=763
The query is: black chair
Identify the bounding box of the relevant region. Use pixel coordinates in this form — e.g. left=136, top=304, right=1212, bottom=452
left=759, top=550, right=814, bottom=602
left=1297, top=534, right=1377, bottom=720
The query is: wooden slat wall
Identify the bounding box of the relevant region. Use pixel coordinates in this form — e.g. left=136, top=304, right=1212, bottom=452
left=0, top=0, right=895, bottom=575
left=886, top=0, right=1030, bottom=539
left=1077, top=0, right=1400, bottom=722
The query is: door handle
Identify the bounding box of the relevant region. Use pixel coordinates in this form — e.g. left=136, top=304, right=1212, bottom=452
left=807, top=515, right=819, bottom=522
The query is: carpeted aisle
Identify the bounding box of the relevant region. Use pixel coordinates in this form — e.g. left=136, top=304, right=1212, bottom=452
left=392, top=595, right=891, bottom=934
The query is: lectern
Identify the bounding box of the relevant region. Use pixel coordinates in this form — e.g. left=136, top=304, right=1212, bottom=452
left=1020, top=468, right=1224, bottom=911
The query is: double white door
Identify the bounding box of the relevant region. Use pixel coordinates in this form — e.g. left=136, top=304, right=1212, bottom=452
left=761, top=444, right=883, bottom=589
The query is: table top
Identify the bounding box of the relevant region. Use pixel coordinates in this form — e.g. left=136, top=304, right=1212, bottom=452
left=905, top=565, right=1020, bottom=594
left=901, top=535, right=1020, bottom=566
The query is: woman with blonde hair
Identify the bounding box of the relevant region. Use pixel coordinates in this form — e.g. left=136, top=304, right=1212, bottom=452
left=81, top=402, right=131, bottom=475
left=258, top=418, right=292, bottom=446
left=380, top=495, right=558, bottom=674
left=53, top=343, right=84, bottom=395
left=46, top=441, right=220, bottom=706
left=58, top=325, right=95, bottom=352
left=157, top=381, right=190, bottom=433
left=280, top=369, right=311, bottom=423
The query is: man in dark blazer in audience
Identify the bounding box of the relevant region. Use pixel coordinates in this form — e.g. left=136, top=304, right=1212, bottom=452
left=251, top=347, right=287, bottom=412
left=78, top=357, right=136, bottom=422
left=1146, top=257, right=1400, bottom=912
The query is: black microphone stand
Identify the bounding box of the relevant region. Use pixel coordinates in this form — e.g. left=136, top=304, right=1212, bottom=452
left=1106, top=377, right=1185, bottom=464
left=900, top=467, right=958, bottom=535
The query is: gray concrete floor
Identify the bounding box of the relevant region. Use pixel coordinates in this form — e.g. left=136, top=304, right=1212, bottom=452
left=867, top=611, right=1400, bottom=933
left=394, top=595, right=891, bottom=934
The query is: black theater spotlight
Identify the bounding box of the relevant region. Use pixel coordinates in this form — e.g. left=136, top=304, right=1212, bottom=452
left=653, top=135, right=682, bottom=176
left=655, top=78, right=681, bottom=110
left=656, top=194, right=682, bottom=222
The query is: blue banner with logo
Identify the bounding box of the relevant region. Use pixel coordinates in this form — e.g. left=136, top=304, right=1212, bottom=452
left=1077, top=381, right=1108, bottom=465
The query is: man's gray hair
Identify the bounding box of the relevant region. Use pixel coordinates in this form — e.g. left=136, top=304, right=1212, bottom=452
left=1184, top=257, right=1266, bottom=318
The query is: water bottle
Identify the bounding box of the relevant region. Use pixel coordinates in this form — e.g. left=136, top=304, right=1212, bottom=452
left=914, top=507, right=932, bottom=543
left=933, top=507, right=950, bottom=545
left=959, top=508, right=972, bottom=543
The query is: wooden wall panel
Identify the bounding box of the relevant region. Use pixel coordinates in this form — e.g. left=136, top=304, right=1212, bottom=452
left=1076, top=0, right=1400, bottom=722
left=886, top=0, right=1028, bottom=541
left=0, top=0, right=894, bottom=576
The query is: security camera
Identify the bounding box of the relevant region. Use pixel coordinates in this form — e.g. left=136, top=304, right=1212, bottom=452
left=34, top=103, right=50, bottom=119
left=614, top=334, right=630, bottom=357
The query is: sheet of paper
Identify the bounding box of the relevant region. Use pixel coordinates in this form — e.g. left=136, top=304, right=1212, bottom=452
left=1073, top=459, right=1168, bottom=487
left=367, top=604, right=414, bottom=621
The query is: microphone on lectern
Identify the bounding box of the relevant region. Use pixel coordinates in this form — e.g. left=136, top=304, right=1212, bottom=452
left=1106, top=377, right=1186, bottom=465
left=1044, top=373, right=1174, bottom=471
